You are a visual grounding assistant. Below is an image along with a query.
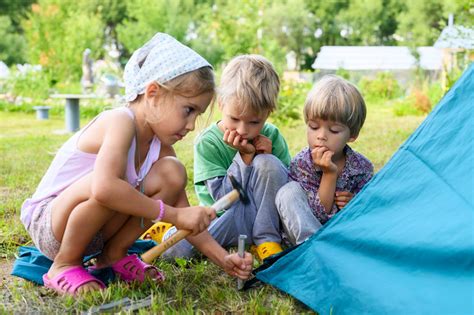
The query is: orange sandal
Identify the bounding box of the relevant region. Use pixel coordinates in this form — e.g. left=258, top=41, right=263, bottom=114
left=141, top=221, right=173, bottom=243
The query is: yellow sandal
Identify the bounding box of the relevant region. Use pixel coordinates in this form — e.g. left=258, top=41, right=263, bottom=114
left=251, top=242, right=283, bottom=262
left=141, top=222, right=173, bottom=243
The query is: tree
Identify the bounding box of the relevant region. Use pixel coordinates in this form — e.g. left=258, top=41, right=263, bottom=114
left=336, top=0, right=402, bottom=45
left=23, top=0, right=104, bottom=84
left=397, top=0, right=445, bottom=46
left=0, top=16, right=27, bottom=65
left=116, top=0, right=196, bottom=57
left=264, top=0, right=316, bottom=70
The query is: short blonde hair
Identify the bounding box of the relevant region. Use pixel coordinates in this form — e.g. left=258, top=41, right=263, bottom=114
left=218, top=54, right=280, bottom=115
left=304, top=75, right=366, bottom=137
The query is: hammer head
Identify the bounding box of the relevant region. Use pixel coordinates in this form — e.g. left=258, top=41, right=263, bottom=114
left=229, top=174, right=250, bottom=204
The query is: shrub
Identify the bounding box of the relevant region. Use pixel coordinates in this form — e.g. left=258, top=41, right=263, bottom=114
left=393, top=84, right=441, bottom=117
left=412, top=88, right=431, bottom=114
left=271, top=80, right=311, bottom=126
left=359, top=71, right=402, bottom=102
left=23, top=1, right=104, bottom=85
left=393, top=98, right=423, bottom=117
left=0, top=16, right=27, bottom=66
left=6, top=65, right=51, bottom=100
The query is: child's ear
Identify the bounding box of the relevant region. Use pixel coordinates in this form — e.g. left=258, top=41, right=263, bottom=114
left=145, top=82, right=162, bottom=98
left=348, top=134, right=358, bottom=143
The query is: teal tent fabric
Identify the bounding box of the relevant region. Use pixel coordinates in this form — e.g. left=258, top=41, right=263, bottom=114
left=257, top=64, right=474, bottom=314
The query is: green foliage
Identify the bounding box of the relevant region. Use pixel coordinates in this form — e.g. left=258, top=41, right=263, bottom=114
left=358, top=72, right=402, bottom=102
left=395, top=0, right=473, bottom=47
left=393, top=82, right=445, bottom=117
left=0, top=0, right=35, bottom=30
left=22, top=0, right=104, bottom=85
left=5, top=66, right=51, bottom=100
left=196, top=0, right=263, bottom=63
left=116, top=0, right=196, bottom=56
left=265, top=0, right=316, bottom=70
left=0, top=98, right=109, bottom=120
left=271, top=80, right=311, bottom=126
left=336, top=68, right=351, bottom=80
left=0, top=16, right=27, bottom=65
left=393, top=99, right=424, bottom=116
left=444, top=65, right=465, bottom=92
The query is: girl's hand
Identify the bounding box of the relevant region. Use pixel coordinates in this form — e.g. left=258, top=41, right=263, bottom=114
left=334, top=191, right=354, bottom=209
left=223, top=129, right=256, bottom=155
left=223, top=252, right=253, bottom=280
left=175, top=206, right=216, bottom=235
left=253, top=135, right=272, bottom=154
left=311, top=146, right=337, bottom=174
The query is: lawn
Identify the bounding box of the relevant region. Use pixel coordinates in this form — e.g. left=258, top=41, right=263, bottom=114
left=0, top=100, right=425, bottom=313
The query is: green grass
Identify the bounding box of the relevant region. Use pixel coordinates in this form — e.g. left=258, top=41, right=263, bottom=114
left=0, top=101, right=425, bottom=313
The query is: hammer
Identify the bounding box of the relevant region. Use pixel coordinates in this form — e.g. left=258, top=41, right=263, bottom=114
left=141, top=175, right=249, bottom=263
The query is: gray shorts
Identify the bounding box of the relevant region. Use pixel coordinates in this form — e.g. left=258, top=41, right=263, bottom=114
left=27, top=197, right=104, bottom=260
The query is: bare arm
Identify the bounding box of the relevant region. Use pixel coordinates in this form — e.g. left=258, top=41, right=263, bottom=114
left=318, top=172, right=338, bottom=212
left=311, top=147, right=338, bottom=214
left=173, top=188, right=253, bottom=279
left=85, top=112, right=214, bottom=234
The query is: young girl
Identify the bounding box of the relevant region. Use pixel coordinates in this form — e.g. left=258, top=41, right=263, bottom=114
left=21, top=33, right=252, bottom=295
left=276, top=75, right=374, bottom=245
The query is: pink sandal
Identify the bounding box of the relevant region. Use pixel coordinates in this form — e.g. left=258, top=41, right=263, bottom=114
left=112, top=254, right=165, bottom=283
left=43, top=266, right=105, bottom=295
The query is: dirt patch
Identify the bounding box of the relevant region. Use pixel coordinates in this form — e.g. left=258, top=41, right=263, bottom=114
left=0, top=259, right=14, bottom=286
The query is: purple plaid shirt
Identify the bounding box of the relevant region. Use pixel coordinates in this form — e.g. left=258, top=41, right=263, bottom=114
left=289, top=145, right=374, bottom=224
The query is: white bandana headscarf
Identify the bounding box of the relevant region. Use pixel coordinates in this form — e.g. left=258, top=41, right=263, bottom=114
left=124, top=33, right=212, bottom=102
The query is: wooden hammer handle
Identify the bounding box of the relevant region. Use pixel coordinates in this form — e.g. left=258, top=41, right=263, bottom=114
left=141, top=189, right=241, bottom=264
left=141, top=229, right=190, bottom=263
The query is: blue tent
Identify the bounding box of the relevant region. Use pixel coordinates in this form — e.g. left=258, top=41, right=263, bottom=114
left=257, top=64, right=474, bottom=314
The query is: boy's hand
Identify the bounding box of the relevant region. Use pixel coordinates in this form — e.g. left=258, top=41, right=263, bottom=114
left=311, top=146, right=338, bottom=174
left=253, top=135, right=272, bottom=154
left=175, top=206, right=216, bottom=235
left=334, top=191, right=354, bottom=209
left=223, top=129, right=255, bottom=155
left=223, top=252, right=253, bottom=280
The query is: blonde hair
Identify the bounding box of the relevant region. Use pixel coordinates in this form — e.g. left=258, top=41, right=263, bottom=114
left=218, top=54, right=280, bottom=115
left=304, top=75, right=366, bottom=137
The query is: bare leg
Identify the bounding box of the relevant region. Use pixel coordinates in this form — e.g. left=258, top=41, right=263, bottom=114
left=48, top=174, right=116, bottom=293
left=95, top=157, right=188, bottom=271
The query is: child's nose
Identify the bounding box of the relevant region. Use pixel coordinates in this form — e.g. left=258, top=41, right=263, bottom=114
left=236, top=124, right=248, bottom=136
left=316, top=130, right=327, bottom=140
left=186, top=118, right=196, bottom=131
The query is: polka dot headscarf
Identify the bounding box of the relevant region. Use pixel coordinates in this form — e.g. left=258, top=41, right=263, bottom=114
left=124, top=33, right=212, bottom=102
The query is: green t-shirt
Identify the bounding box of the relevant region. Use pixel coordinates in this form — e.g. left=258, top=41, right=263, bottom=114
left=194, top=122, right=291, bottom=206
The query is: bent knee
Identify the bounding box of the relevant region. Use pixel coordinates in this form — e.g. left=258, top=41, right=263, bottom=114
left=276, top=181, right=301, bottom=202
left=276, top=181, right=303, bottom=212
left=149, top=157, right=187, bottom=192
left=252, top=154, right=287, bottom=176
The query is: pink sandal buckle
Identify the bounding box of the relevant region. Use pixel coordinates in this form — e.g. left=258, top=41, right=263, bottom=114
left=112, top=254, right=164, bottom=283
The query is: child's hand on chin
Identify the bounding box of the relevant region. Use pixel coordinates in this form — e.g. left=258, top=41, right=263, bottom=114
left=253, top=135, right=272, bottom=154
left=223, top=252, right=253, bottom=280
left=311, top=146, right=337, bottom=174
left=223, top=129, right=256, bottom=155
